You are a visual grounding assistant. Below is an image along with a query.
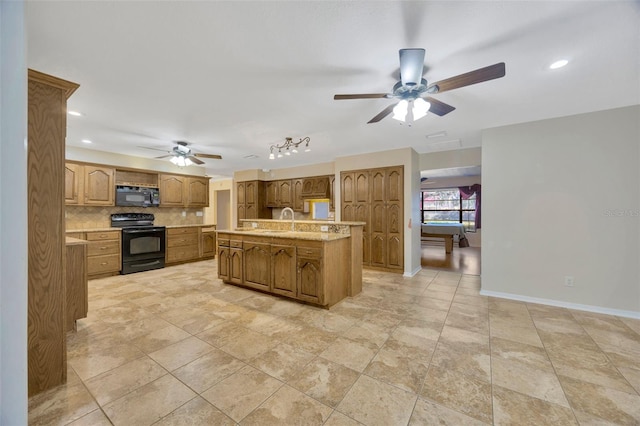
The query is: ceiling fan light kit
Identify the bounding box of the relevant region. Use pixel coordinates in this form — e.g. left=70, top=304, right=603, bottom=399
left=269, top=137, right=311, bottom=160
left=146, top=140, right=223, bottom=167
left=334, top=48, right=506, bottom=124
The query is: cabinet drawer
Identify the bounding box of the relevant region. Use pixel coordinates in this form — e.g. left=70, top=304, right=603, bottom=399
left=167, top=246, right=199, bottom=263
left=230, top=240, right=243, bottom=248
left=297, top=247, right=322, bottom=258
left=87, top=240, right=120, bottom=257
left=167, top=227, right=198, bottom=236
left=167, top=234, right=199, bottom=248
left=86, top=231, right=120, bottom=241
left=218, top=238, right=230, bottom=247
left=87, top=254, right=120, bottom=275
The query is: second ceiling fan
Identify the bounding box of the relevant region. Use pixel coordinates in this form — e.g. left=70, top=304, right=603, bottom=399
left=334, top=48, right=506, bottom=124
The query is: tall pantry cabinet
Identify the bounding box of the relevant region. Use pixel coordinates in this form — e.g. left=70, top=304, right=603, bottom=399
left=28, top=70, right=79, bottom=395
left=341, top=166, right=403, bottom=272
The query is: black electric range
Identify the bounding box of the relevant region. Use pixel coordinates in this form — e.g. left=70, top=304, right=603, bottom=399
left=110, top=213, right=166, bottom=274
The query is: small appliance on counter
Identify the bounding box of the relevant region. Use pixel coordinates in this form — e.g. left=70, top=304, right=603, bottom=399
left=116, top=186, right=160, bottom=207
left=303, top=198, right=331, bottom=220
left=111, top=213, right=166, bottom=274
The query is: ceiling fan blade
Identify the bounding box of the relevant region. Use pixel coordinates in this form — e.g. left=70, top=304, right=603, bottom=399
left=424, top=97, right=456, bottom=116
left=334, top=93, right=389, bottom=100
left=368, top=103, right=398, bottom=124
left=193, top=153, right=223, bottom=160
left=188, top=156, right=204, bottom=165
left=399, top=48, right=425, bottom=87
left=428, top=62, right=505, bottom=94
left=155, top=154, right=173, bottom=159
left=139, top=146, right=170, bottom=153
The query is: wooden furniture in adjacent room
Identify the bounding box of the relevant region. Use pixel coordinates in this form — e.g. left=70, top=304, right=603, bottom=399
left=421, top=223, right=466, bottom=254
left=28, top=69, right=79, bottom=395
left=65, top=237, right=88, bottom=332
left=341, top=165, right=404, bottom=272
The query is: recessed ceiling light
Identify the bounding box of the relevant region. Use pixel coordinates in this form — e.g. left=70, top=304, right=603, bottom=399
left=68, top=110, right=83, bottom=116
left=549, top=59, right=569, bottom=70
left=81, top=139, right=92, bottom=144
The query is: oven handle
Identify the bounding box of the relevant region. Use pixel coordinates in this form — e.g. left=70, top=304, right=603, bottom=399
left=122, top=229, right=165, bottom=234
left=130, top=260, right=162, bottom=268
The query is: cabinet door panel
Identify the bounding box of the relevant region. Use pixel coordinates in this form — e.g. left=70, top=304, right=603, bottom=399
left=237, top=182, right=246, bottom=205
left=297, top=257, right=322, bottom=304
left=246, top=181, right=258, bottom=205
left=65, top=163, right=82, bottom=205
left=218, top=247, right=230, bottom=280
left=271, top=245, right=296, bottom=297
left=387, top=203, right=401, bottom=235
left=386, top=167, right=403, bottom=203
left=355, top=172, right=369, bottom=203
left=265, top=181, right=277, bottom=207
left=355, top=204, right=370, bottom=233
left=342, top=204, right=354, bottom=222
left=292, top=179, right=304, bottom=211
left=160, top=175, right=186, bottom=206
left=229, top=249, right=243, bottom=284
left=370, top=203, right=386, bottom=234
left=243, top=243, right=270, bottom=289
left=341, top=173, right=354, bottom=204
left=279, top=180, right=292, bottom=206
left=370, top=169, right=385, bottom=203
left=362, top=233, right=371, bottom=266
left=202, top=232, right=216, bottom=258
left=188, top=177, right=209, bottom=207
left=370, top=234, right=386, bottom=267
left=386, top=235, right=403, bottom=270
left=84, top=166, right=114, bottom=205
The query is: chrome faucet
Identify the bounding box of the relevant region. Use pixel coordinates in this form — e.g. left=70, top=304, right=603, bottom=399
left=279, top=207, right=295, bottom=231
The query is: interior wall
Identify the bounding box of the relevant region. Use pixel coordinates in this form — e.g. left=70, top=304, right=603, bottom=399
left=0, top=1, right=28, bottom=422
left=482, top=105, right=640, bottom=315
left=419, top=147, right=481, bottom=171
left=204, top=178, right=232, bottom=225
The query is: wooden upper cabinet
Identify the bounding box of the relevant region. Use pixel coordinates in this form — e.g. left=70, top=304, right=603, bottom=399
left=159, top=174, right=187, bottom=207
left=83, top=165, right=115, bottom=205
left=278, top=180, right=292, bottom=206
left=301, top=176, right=330, bottom=198
left=329, top=176, right=335, bottom=211
left=265, top=181, right=278, bottom=207
left=64, top=162, right=83, bottom=205
left=188, top=177, right=209, bottom=207
left=355, top=172, right=370, bottom=203
left=65, top=162, right=115, bottom=206
left=245, top=181, right=259, bottom=205
left=292, top=179, right=304, bottom=211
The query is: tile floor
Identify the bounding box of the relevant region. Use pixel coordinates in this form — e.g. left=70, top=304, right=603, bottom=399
left=28, top=260, right=640, bottom=425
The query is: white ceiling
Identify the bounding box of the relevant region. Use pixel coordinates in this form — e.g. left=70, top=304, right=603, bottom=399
left=26, top=1, right=640, bottom=178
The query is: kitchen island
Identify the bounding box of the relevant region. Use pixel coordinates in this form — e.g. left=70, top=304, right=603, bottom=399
left=217, top=220, right=364, bottom=307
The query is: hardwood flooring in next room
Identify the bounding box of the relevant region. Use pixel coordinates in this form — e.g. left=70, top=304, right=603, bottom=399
left=421, top=240, right=481, bottom=275
left=29, top=261, right=640, bottom=425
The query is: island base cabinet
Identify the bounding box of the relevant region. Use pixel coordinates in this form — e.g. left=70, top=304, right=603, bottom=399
left=216, top=232, right=350, bottom=307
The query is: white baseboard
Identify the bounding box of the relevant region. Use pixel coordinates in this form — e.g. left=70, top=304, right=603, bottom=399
left=403, top=266, right=422, bottom=278
left=479, top=289, right=640, bottom=320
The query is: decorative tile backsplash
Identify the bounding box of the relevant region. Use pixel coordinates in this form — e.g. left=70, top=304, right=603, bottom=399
left=239, top=219, right=352, bottom=234
left=65, top=206, right=205, bottom=230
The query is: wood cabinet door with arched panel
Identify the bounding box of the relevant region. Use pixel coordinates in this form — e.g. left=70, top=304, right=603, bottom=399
left=243, top=242, right=271, bottom=290
left=271, top=245, right=296, bottom=297
left=160, top=174, right=187, bottom=207
left=64, top=162, right=83, bottom=205
left=84, top=165, right=115, bottom=205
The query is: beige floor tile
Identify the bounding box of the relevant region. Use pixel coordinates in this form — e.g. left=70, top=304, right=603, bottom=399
left=430, top=340, right=491, bottom=382
left=490, top=337, right=553, bottom=372
left=288, top=357, right=360, bottom=407
left=195, top=320, right=252, bottom=347
left=364, top=344, right=429, bottom=393
left=28, top=379, right=99, bottom=426
left=148, top=336, right=215, bottom=371
left=84, top=356, right=166, bottom=406
left=409, top=398, right=489, bottom=425
left=323, top=410, right=362, bottom=425
left=68, top=342, right=146, bottom=381
left=559, top=374, right=640, bottom=425
left=413, top=295, right=452, bottom=312
left=490, top=317, right=543, bottom=347
left=320, top=337, right=379, bottom=372
left=241, top=384, right=333, bottom=425
left=552, top=357, right=637, bottom=394
left=160, top=306, right=227, bottom=334
left=200, top=365, right=282, bottom=422
left=233, top=308, right=279, bottom=331
left=491, top=356, right=569, bottom=407
left=445, top=310, right=489, bottom=334
left=619, top=317, right=640, bottom=335
left=154, top=396, right=235, bottom=425
left=337, top=375, right=417, bottom=426
left=618, top=366, right=640, bottom=394
left=249, top=342, right=315, bottom=381
left=420, top=365, right=492, bottom=424
left=492, top=385, right=578, bottom=426
left=341, top=322, right=390, bottom=348
left=295, top=309, right=357, bottom=334
left=132, top=324, right=192, bottom=353
left=171, top=348, right=245, bottom=393
left=280, top=324, right=339, bottom=354
left=65, top=409, right=112, bottom=426
left=114, top=316, right=175, bottom=341
left=219, top=328, right=279, bottom=361
left=94, top=301, right=156, bottom=325
left=102, top=374, right=195, bottom=426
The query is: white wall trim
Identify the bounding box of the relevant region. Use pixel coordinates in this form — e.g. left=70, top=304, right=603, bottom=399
left=403, top=266, right=422, bottom=278
left=480, top=289, right=640, bottom=320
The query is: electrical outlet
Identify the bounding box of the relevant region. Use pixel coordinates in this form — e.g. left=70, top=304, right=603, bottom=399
left=195, top=211, right=203, bottom=217
left=564, top=276, right=575, bottom=287
left=320, top=225, right=329, bottom=232
left=181, top=211, right=186, bottom=217
left=251, top=222, right=258, bottom=228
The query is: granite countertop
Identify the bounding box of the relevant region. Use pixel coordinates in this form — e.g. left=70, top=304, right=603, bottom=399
left=239, top=219, right=365, bottom=226
left=65, top=237, right=89, bottom=245
left=161, top=224, right=216, bottom=229
left=217, top=229, right=350, bottom=241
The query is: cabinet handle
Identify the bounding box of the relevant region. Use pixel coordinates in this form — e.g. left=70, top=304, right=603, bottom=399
left=100, top=262, right=108, bottom=265
left=100, top=246, right=107, bottom=250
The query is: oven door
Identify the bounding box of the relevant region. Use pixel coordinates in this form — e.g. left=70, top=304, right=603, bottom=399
left=121, top=227, right=166, bottom=263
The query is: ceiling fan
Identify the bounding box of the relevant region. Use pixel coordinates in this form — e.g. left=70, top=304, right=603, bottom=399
left=141, top=141, right=222, bottom=166
left=334, top=48, right=506, bottom=124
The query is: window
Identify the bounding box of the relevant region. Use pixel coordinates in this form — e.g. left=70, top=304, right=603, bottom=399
left=421, top=188, right=476, bottom=231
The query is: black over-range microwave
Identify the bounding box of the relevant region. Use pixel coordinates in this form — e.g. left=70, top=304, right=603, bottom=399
left=116, top=186, right=160, bottom=207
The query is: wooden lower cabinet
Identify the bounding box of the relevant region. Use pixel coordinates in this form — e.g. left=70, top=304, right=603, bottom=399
left=216, top=233, right=349, bottom=307
left=166, top=227, right=200, bottom=264
left=271, top=245, right=296, bottom=298
left=201, top=228, right=217, bottom=258
left=66, top=239, right=88, bottom=332
left=85, top=230, right=121, bottom=277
